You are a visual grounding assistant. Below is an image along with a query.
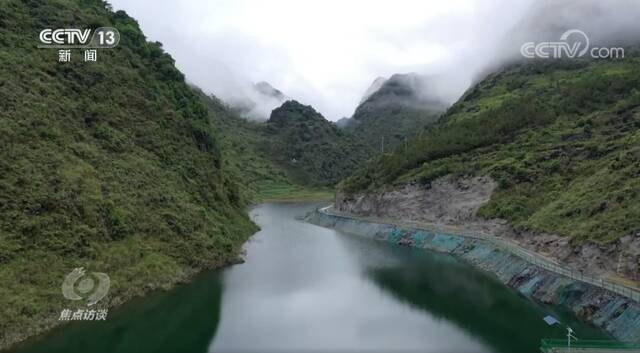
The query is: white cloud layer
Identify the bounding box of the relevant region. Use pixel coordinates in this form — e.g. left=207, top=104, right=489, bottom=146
left=108, top=0, right=637, bottom=120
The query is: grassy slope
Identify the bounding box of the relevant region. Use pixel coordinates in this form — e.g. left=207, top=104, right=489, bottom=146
left=349, top=102, right=442, bottom=150
left=341, top=52, right=640, bottom=245
left=0, top=0, right=257, bottom=346
left=264, top=101, right=374, bottom=187
left=196, top=90, right=333, bottom=202
left=347, top=75, right=446, bottom=150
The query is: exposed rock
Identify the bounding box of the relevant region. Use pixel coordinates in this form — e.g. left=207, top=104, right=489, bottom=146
left=336, top=176, right=496, bottom=224
left=336, top=175, right=640, bottom=283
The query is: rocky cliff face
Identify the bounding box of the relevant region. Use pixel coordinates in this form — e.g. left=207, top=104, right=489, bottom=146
left=336, top=175, right=640, bottom=284
left=336, top=176, right=496, bottom=224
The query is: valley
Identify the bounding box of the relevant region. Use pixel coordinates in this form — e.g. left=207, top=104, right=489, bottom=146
left=2, top=0, right=640, bottom=352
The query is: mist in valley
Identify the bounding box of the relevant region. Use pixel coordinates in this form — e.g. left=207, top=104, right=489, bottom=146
left=108, top=0, right=640, bottom=121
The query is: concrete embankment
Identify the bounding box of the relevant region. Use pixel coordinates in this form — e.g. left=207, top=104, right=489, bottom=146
left=305, top=208, right=640, bottom=342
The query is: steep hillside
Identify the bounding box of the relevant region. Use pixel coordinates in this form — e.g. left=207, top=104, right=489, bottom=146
left=0, top=0, right=256, bottom=347
left=195, top=89, right=330, bottom=201
left=345, top=74, right=448, bottom=150
left=358, top=76, right=387, bottom=104
left=341, top=51, right=640, bottom=245
left=264, top=101, right=374, bottom=186
left=335, top=116, right=352, bottom=128
left=254, top=81, right=285, bottom=100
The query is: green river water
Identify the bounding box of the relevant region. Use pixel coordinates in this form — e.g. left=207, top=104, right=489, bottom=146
left=9, top=202, right=610, bottom=353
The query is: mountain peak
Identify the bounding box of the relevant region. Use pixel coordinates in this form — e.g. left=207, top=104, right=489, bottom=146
left=268, top=100, right=326, bottom=126
left=359, top=76, right=388, bottom=104
left=254, top=81, right=285, bottom=100
left=369, top=73, right=437, bottom=104
left=224, top=81, right=287, bottom=121
left=346, top=72, right=449, bottom=150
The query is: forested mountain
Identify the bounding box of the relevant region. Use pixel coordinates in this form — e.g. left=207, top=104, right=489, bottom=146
left=226, top=81, right=287, bottom=120
left=341, top=52, right=640, bottom=244
left=0, top=0, right=256, bottom=346
left=344, top=73, right=449, bottom=150
left=195, top=89, right=330, bottom=201
left=263, top=101, right=374, bottom=186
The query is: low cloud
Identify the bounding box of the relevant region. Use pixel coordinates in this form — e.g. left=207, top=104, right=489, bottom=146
left=109, top=0, right=640, bottom=121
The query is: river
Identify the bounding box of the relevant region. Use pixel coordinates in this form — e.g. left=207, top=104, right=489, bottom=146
left=9, top=202, right=609, bottom=353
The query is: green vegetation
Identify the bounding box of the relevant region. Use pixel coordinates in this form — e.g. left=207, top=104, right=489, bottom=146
left=195, top=90, right=338, bottom=201
left=9, top=1, right=639, bottom=349
left=341, top=53, right=640, bottom=244
left=264, top=101, right=374, bottom=187
left=0, top=0, right=257, bottom=347
left=257, top=185, right=333, bottom=202
left=346, top=73, right=447, bottom=150
left=195, top=90, right=297, bottom=200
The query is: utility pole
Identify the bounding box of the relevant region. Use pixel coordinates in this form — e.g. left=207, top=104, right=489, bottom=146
left=617, top=251, right=624, bottom=275
left=567, top=326, right=577, bottom=352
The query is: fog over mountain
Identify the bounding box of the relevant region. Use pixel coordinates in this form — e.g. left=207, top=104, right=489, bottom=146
left=478, top=0, right=640, bottom=82
left=359, top=77, right=387, bottom=105
left=221, top=81, right=288, bottom=120
left=110, top=0, right=640, bottom=121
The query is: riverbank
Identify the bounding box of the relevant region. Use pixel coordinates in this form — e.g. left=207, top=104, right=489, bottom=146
left=0, top=220, right=257, bottom=352
left=13, top=202, right=609, bottom=353
left=335, top=177, right=640, bottom=284
left=1, top=189, right=332, bottom=352
left=305, top=207, right=640, bottom=342
left=255, top=184, right=334, bottom=203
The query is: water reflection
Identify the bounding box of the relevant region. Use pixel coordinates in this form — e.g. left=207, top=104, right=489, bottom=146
left=9, top=271, right=224, bottom=353
left=210, top=203, right=488, bottom=352
left=8, top=203, right=610, bottom=353
left=337, top=228, right=610, bottom=353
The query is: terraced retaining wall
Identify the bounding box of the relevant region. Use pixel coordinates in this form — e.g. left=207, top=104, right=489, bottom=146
left=305, top=209, right=640, bottom=342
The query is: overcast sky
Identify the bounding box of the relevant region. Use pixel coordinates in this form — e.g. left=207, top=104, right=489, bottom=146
left=107, top=0, right=534, bottom=120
